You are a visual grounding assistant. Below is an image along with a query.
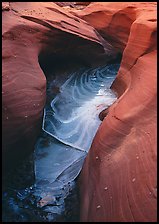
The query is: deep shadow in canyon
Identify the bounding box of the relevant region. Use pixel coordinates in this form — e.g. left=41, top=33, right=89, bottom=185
left=2, top=2, right=157, bottom=222
left=2, top=24, right=122, bottom=221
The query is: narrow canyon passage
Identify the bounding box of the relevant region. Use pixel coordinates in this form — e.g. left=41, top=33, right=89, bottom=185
left=2, top=2, right=157, bottom=222
left=2, top=62, right=120, bottom=222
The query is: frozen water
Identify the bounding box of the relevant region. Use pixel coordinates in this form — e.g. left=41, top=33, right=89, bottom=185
left=33, top=136, right=86, bottom=206
left=43, top=64, right=120, bottom=151
left=34, top=137, right=86, bottom=186
left=32, top=63, right=120, bottom=211
left=2, top=63, right=120, bottom=222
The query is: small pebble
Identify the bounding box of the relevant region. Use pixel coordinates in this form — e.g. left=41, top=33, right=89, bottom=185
left=97, top=205, right=101, bottom=209
left=104, top=187, right=108, bottom=190
left=136, top=156, right=139, bottom=159
left=96, top=156, right=99, bottom=160
left=132, top=178, right=136, bottom=182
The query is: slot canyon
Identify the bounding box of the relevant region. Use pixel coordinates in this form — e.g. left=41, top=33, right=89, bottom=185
left=2, top=2, right=157, bottom=222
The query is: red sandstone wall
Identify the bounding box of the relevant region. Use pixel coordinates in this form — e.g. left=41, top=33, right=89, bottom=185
left=74, top=2, right=157, bottom=222
left=2, top=2, right=115, bottom=169
left=2, top=2, right=157, bottom=221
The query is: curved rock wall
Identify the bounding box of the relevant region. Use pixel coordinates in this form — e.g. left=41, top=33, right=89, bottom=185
left=74, top=2, right=157, bottom=222
left=2, top=2, right=157, bottom=222
left=2, top=2, right=115, bottom=170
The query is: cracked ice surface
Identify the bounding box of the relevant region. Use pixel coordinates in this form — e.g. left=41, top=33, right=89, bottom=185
left=43, top=64, right=120, bottom=152
left=2, top=64, right=120, bottom=222
left=33, top=63, right=120, bottom=214
left=34, top=136, right=86, bottom=189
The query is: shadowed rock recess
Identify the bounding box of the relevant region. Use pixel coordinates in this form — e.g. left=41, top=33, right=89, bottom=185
left=2, top=2, right=157, bottom=222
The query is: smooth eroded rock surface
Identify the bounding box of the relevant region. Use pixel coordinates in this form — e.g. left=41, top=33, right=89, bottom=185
left=75, top=2, right=157, bottom=222
left=2, top=2, right=157, bottom=222
left=2, top=62, right=119, bottom=222
left=2, top=2, right=115, bottom=170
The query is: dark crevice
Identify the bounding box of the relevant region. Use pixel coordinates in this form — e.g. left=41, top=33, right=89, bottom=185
left=21, top=15, right=55, bottom=30
left=61, top=20, right=79, bottom=29
left=112, top=114, right=123, bottom=122
left=3, top=10, right=122, bottom=221
left=3, top=50, right=121, bottom=221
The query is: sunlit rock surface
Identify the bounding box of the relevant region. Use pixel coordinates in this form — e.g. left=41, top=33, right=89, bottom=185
left=2, top=63, right=119, bottom=222
left=74, top=2, right=157, bottom=222
left=2, top=1, right=157, bottom=222
left=2, top=1, right=116, bottom=170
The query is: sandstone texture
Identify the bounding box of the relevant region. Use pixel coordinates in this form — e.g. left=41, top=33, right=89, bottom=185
left=74, top=2, right=157, bottom=222
left=2, top=2, right=157, bottom=222
left=2, top=2, right=115, bottom=170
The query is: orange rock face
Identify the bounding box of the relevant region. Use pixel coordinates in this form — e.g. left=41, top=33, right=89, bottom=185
left=2, top=2, right=115, bottom=170
left=2, top=2, right=157, bottom=222
left=74, top=2, right=157, bottom=222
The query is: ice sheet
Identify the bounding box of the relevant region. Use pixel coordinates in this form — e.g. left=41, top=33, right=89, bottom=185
left=43, top=64, right=120, bottom=151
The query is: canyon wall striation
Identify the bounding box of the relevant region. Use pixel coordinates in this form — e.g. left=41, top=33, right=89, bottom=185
left=2, top=2, right=115, bottom=170
left=2, top=2, right=157, bottom=222
left=74, top=2, right=157, bottom=222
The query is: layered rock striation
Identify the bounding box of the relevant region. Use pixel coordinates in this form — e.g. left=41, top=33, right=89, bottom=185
left=2, top=2, right=115, bottom=170
left=74, top=2, right=157, bottom=222
left=2, top=2, right=157, bottom=222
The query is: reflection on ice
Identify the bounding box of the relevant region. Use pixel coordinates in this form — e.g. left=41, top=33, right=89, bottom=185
left=33, top=64, right=120, bottom=212
left=34, top=136, right=86, bottom=189
left=43, top=64, right=120, bottom=151
left=2, top=63, right=120, bottom=222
